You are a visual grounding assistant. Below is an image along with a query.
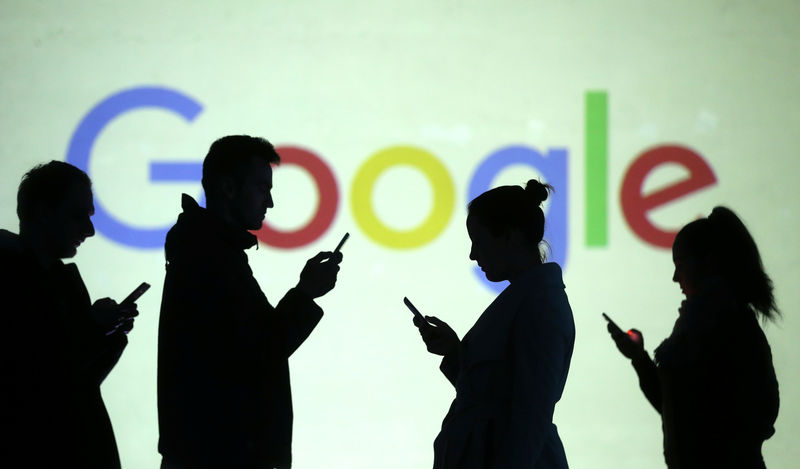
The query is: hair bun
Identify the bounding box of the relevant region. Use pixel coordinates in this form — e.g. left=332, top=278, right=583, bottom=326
left=525, top=179, right=552, bottom=206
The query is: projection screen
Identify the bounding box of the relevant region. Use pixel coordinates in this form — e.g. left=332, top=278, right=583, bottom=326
left=1, top=2, right=798, bottom=468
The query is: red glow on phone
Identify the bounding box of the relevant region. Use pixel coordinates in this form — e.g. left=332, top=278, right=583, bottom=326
left=627, top=329, right=642, bottom=343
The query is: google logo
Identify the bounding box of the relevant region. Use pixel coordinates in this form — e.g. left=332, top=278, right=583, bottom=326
left=66, top=86, right=717, bottom=278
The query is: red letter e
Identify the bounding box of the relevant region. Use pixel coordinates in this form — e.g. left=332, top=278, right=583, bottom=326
left=620, top=145, right=717, bottom=248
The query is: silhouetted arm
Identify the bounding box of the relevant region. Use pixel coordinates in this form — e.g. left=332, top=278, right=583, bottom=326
left=631, top=353, right=661, bottom=413
left=277, top=288, right=323, bottom=357
left=606, top=320, right=662, bottom=413
left=439, top=348, right=461, bottom=386
left=86, top=332, right=128, bottom=385
left=66, top=302, right=128, bottom=386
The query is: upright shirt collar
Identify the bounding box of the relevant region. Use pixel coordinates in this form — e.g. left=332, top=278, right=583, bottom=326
left=180, top=194, right=257, bottom=250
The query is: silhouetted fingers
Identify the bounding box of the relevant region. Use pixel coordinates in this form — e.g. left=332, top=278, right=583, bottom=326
left=308, top=251, right=332, bottom=264
left=425, top=316, right=446, bottom=328
left=118, top=318, right=134, bottom=334
left=94, top=297, right=116, bottom=307
left=419, top=324, right=436, bottom=339
left=627, top=328, right=643, bottom=345
left=411, top=316, right=430, bottom=334
left=119, top=303, right=138, bottom=318
left=606, top=323, right=627, bottom=339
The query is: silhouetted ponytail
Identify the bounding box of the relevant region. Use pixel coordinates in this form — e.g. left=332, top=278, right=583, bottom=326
left=675, top=206, right=780, bottom=321
left=708, top=207, right=779, bottom=321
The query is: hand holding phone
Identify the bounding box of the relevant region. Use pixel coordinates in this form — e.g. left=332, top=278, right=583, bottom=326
left=333, top=232, right=349, bottom=255
left=602, top=312, right=624, bottom=335
left=322, top=233, right=348, bottom=265
left=122, top=282, right=150, bottom=305
left=405, top=297, right=459, bottom=355
left=602, top=312, right=645, bottom=359
left=404, top=297, right=430, bottom=328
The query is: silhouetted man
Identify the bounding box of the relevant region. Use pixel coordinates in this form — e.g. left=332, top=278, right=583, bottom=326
left=157, top=135, right=342, bottom=469
left=0, top=161, right=137, bottom=469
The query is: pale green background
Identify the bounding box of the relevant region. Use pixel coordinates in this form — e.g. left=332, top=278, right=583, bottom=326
left=1, top=1, right=798, bottom=468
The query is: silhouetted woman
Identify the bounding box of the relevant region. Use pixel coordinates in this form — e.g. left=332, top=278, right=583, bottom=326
left=415, top=180, right=575, bottom=469
left=607, top=206, right=780, bottom=469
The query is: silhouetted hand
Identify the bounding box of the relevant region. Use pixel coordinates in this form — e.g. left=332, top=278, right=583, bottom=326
left=90, top=298, right=138, bottom=335
left=297, top=251, right=342, bottom=299
left=607, top=323, right=646, bottom=361
left=416, top=315, right=459, bottom=356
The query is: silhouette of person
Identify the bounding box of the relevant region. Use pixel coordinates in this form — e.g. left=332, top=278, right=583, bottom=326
left=157, top=135, right=342, bottom=469
left=414, top=180, right=575, bottom=469
left=606, top=206, right=780, bottom=469
left=0, top=161, right=137, bottom=469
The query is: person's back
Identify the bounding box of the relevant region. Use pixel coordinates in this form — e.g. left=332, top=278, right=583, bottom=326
left=415, top=180, right=574, bottom=468
left=158, top=194, right=303, bottom=467
left=0, top=228, right=82, bottom=467
left=656, top=292, right=778, bottom=469
left=0, top=161, right=133, bottom=469
left=607, top=206, right=780, bottom=469
left=157, top=136, right=342, bottom=469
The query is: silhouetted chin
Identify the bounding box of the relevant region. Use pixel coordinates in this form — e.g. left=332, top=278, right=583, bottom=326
left=483, top=271, right=505, bottom=283
left=247, top=218, right=265, bottom=231
left=59, top=246, right=78, bottom=259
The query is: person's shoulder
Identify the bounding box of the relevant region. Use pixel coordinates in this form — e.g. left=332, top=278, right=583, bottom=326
left=0, top=230, right=35, bottom=298
left=517, top=263, right=574, bottom=324
left=519, top=262, right=564, bottom=288
left=0, top=229, right=22, bottom=255
left=0, top=229, right=27, bottom=271
left=164, top=196, right=218, bottom=256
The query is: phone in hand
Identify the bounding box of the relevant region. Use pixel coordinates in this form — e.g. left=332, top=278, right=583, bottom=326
left=122, top=282, right=150, bottom=305
left=333, top=232, right=349, bottom=255
left=603, top=312, right=643, bottom=344
left=602, top=312, right=624, bottom=335
left=404, top=297, right=431, bottom=329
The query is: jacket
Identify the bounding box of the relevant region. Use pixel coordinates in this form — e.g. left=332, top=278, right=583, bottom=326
left=633, top=284, right=779, bottom=469
left=433, top=262, right=575, bottom=469
left=0, top=229, right=126, bottom=468
left=157, top=195, right=323, bottom=469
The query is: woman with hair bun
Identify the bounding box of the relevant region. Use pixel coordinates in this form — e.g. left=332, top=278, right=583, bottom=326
left=414, top=180, right=575, bottom=469
left=607, top=206, right=780, bottom=468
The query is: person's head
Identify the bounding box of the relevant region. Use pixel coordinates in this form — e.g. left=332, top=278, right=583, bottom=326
left=17, top=161, right=95, bottom=260
left=672, top=206, right=779, bottom=320
left=201, top=135, right=280, bottom=230
left=466, top=179, right=552, bottom=282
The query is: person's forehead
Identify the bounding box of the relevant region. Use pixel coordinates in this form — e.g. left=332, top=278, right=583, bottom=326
left=466, top=216, right=489, bottom=236
left=244, top=158, right=271, bottom=182
left=57, top=184, right=94, bottom=210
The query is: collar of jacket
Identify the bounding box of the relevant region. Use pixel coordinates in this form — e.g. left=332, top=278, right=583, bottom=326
left=510, top=262, right=565, bottom=288
left=0, top=228, right=70, bottom=273
left=179, top=193, right=258, bottom=250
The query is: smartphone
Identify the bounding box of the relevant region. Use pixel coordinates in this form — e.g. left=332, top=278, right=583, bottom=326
left=333, top=232, right=349, bottom=254
left=122, top=282, right=150, bottom=305
left=404, top=297, right=431, bottom=328
left=602, top=312, right=624, bottom=335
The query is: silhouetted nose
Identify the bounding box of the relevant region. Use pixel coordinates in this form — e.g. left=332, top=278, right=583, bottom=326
left=85, top=218, right=95, bottom=238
